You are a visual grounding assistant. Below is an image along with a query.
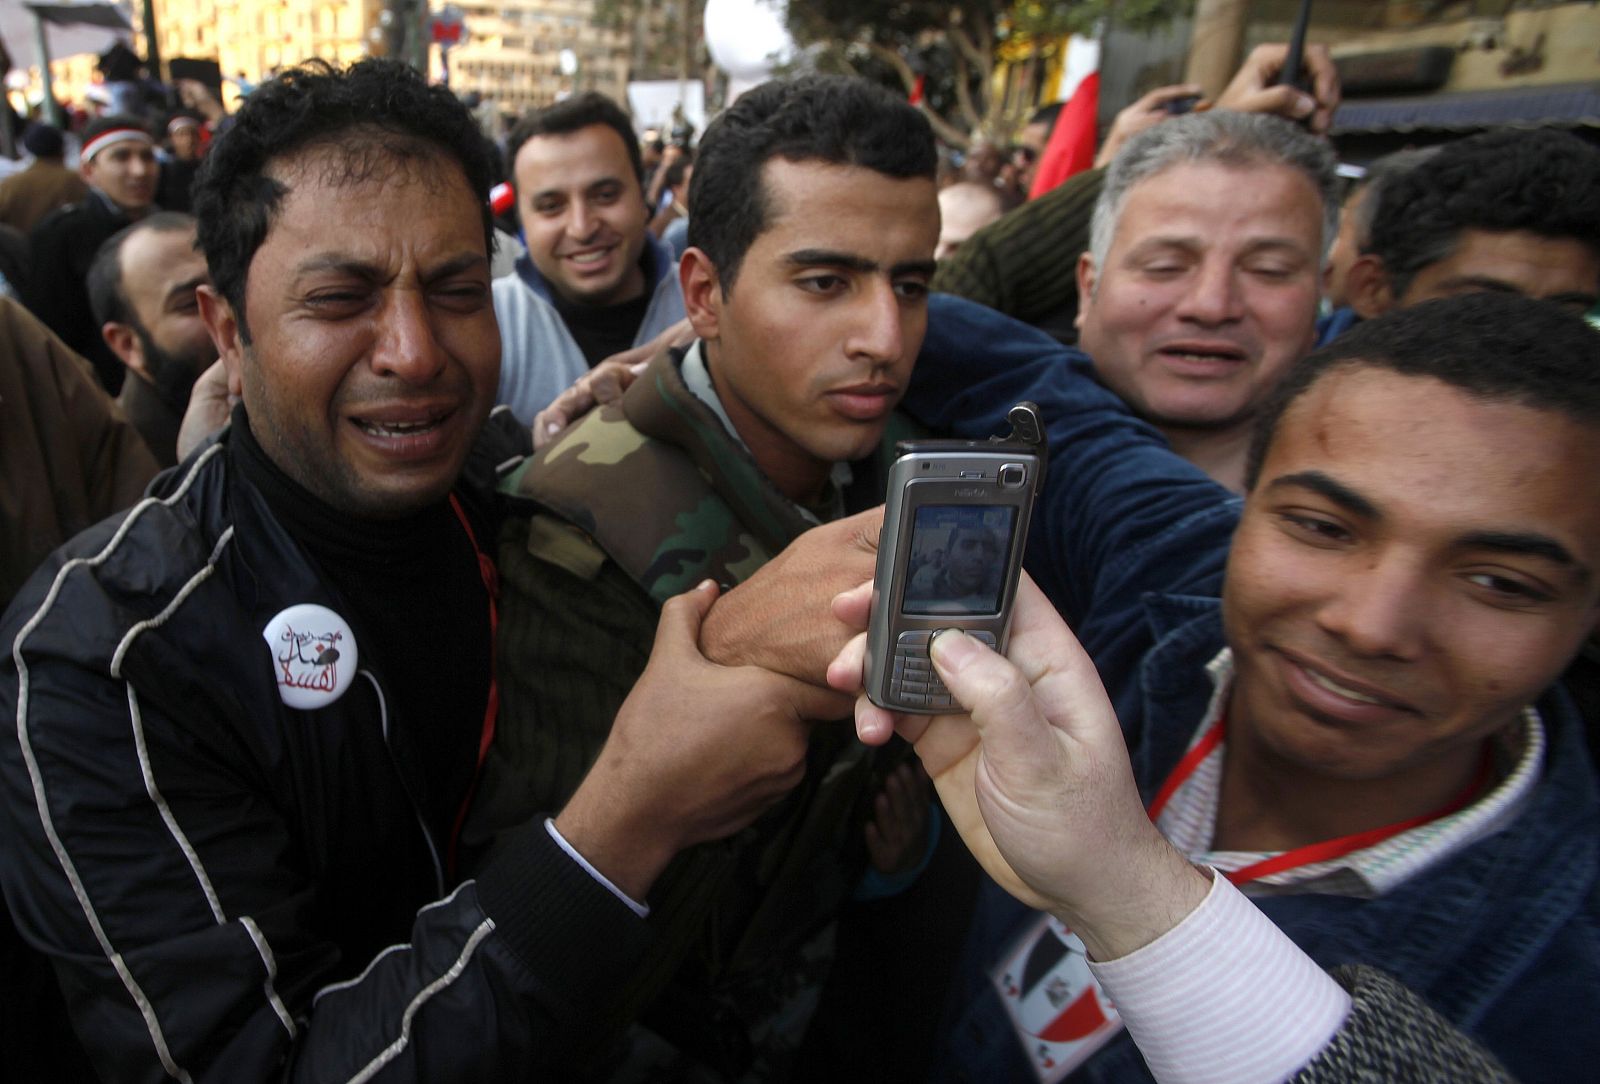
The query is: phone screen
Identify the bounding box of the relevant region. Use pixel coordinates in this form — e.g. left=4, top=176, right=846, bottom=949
left=900, top=505, right=1018, bottom=616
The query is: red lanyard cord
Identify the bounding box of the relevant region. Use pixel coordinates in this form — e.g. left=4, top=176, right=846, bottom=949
left=445, top=492, right=499, bottom=879
left=1147, top=718, right=1493, bottom=888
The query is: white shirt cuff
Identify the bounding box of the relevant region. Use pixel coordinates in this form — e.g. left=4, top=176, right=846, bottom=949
left=543, top=817, right=650, bottom=918
left=1087, top=869, right=1351, bottom=1084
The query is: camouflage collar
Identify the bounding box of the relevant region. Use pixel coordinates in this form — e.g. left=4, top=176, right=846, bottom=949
left=507, top=347, right=915, bottom=603
left=677, top=341, right=850, bottom=526
left=621, top=346, right=819, bottom=555
left=504, top=347, right=817, bottom=602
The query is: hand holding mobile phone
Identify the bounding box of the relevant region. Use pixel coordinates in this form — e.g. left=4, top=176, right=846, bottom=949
left=864, top=404, right=1045, bottom=713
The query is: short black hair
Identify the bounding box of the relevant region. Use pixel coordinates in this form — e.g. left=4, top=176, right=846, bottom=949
left=1343, top=146, right=1440, bottom=253
left=687, top=74, right=936, bottom=291
left=505, top=91, right=642, bottom=186
left=1027, top=101, right=1064, bottom=135
left=1245, top=294, right=1600, bottom=488
left=87, top=211, right=198, bottom=328
left=21, top=123, right=64, bottom=159
left=192, top=59, right=496, bottom=342
left=1365, top=128, right=1600, bottom=298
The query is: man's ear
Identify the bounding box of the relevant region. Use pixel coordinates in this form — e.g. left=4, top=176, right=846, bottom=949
left=1345, top=254, right=1397, bottom=320
left=680, top=247, right=723, bottom=341
left=1074, top=251, right=1097, bottom=333
left=196, top=284, right=247, bottom=396
left=100, top=321, right=146, bottom=379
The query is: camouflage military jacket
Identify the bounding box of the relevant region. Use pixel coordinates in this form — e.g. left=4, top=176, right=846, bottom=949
left=508, top=346, right=901, bottom=600
left=475, top=345, right=915, bottom=1077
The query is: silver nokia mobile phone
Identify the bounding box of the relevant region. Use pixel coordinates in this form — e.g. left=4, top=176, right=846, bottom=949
left=865, top=403, right=1046, bottom=714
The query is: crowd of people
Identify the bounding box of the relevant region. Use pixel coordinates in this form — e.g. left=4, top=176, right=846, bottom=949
left=0, top=36, right=1597, bottom=1084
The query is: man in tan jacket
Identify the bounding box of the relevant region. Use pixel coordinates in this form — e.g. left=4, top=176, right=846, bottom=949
left=0, top=125, right=88, bottom=235
left=0, top=295, right=155, bottom=608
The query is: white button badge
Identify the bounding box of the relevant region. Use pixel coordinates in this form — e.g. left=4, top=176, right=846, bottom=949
left=262, top=603, right=358, bottom=709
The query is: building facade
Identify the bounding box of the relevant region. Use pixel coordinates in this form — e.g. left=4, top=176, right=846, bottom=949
left=153, top=0, right=383, bottom=90
left=18, top=0, right=637, bottom=125
left=445, top=0, right=630, bottom=118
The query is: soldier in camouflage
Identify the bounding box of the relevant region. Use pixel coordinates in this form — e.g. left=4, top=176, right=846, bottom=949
left=470, top=75, right=943, bottom=1078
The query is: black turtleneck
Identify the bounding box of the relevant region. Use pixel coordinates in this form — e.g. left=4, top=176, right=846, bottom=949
left=230, top=412, right=492, bottom=847
left=550, top=287, right=652, bottom=367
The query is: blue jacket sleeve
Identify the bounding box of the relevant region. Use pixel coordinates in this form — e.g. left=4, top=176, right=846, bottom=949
left=905, top=295, right=1240, bottom=661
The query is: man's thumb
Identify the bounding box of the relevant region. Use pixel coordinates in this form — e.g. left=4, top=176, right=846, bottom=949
left=653, top=579, right=718, bottom=656
left=929, top=629, right=1053, bottom=766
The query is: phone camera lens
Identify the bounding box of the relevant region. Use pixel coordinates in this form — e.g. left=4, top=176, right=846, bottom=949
left=1000, top=464, right=1026, bottom=488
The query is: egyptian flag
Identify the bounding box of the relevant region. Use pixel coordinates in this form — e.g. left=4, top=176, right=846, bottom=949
left=1029, top=35, right=1101, bottom=200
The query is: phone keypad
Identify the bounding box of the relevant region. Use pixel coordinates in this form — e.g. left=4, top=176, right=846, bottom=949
left=891, top=629, right=997, bottom=709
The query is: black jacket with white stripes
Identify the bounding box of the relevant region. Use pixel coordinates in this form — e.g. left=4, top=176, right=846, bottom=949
left=0, top=413, right=651, bottom=1082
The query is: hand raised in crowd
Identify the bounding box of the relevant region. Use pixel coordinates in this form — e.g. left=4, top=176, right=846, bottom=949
left=531, top=317, right=695, bottom=449
left=1093, top=83, right=1205, bottom=168
left=1215, top=41, right=1342, bottom=135
left=556, top=580, right=847, bottom=900
left=176, top=78, right=227, bottom=123
left=1093, top=42, right=1341, bottom=172
left=646, top=143, right=689, bottom=206
left=865, top=761, right=933, bottom=877
left=827, top=573, right=1211, bottom=963
left=700, top=505, right=884, bottom=682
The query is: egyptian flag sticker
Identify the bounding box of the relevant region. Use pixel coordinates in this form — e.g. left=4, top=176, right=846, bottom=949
left=991, top=914, right=1124, bottom=1083
left=263, top=603, right=358, bottom=709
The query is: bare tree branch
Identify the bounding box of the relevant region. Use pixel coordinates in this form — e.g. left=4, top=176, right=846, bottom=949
left=785, top=0, right=1186, bottom=145
left=863, top=39, right=966, bottom=143
left=950, top=45, right=984, bottom=134
left=924, top=105, right=973, bottom=148
left=947, top=14, right=989, bottom=72
left=866, top=40, right=918, bottom=92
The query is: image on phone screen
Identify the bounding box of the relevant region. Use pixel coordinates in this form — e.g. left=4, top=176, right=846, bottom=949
left=901, top=505, right=1018, bottom=616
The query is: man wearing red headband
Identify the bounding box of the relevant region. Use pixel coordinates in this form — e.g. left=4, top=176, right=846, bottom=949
left=156, top=111, right=206, bottom=212
left=24, top=114, right=158, bottom=394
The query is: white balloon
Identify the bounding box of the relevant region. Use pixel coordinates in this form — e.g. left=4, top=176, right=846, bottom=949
left=703, top=0, right=795, bottom=80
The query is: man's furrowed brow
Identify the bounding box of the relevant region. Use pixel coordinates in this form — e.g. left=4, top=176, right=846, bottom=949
left=290, top=251, right=487, bottom=282
left=420, top=252, right=491, bottom=284
left=1266, top=470, right=1380, bottom=518
left=893, top=258, right=939, bottom=279
left=292, top=254, right=388, bottom=281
